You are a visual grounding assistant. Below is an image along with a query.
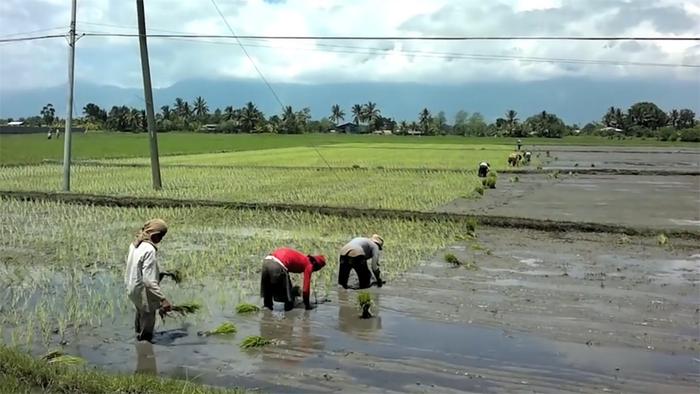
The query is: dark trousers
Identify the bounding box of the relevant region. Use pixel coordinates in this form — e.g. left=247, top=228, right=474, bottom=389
left=134, top=308, right=157, bottom=342
left=261, top=259, right=296, bottom=311
left=338, top=255, right=372, bottom=289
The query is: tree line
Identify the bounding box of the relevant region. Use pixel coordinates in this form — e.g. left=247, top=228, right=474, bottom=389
left=5, top=98, right=698, bottom=141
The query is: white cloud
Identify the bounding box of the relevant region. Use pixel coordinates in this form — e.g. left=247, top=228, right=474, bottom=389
left=1, top=0, right=698, bottom=91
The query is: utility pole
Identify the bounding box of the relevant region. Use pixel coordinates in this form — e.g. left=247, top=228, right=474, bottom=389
left=136, top=0, right=162, bottom=190
left=62, top=0, right=76, bottom=192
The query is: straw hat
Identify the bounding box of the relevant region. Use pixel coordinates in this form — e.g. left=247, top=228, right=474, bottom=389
left=370, top=234, right=384, bottom=250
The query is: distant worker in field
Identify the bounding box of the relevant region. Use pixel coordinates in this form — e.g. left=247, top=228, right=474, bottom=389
left=517, top=139, right=522, bottom=151
left=524, top=151, right=532, bottom=164
left=125, top=219, right=172, bottom=342
left=338, top=234, right=384, bottom=289
left=47, top=129, right=52, bottom=140
left=508, top=152, right=522, bottom=167
left=261, top=247, right=326, bottom=311
left=478, top=161, right=490, bottom=177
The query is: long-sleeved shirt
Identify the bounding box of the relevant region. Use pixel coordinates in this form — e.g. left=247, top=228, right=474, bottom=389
left=125, top=242, right=165, bottom=312
left=340, top=237, right=381, bottom=273
left=271, top=248, right=314, bottom=301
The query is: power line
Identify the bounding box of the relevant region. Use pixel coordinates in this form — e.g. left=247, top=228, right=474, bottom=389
left=0, top=26, right=67, bottom=38
left=208, top=0, right=285, bottom=110
left=80, top=32, right=700, bottom=41
left=145, top=35, right=700, bottom=69
left=208, top=0, right=339, bottom=177
left=0, top=34, right=66, bottom=43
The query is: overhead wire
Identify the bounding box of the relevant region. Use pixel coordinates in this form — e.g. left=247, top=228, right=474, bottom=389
left=208, top=0, right=340, bottom=176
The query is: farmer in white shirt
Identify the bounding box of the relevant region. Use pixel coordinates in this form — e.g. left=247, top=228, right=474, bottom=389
left=338, top=234, right=384, bottom=289
left=125, top=219, right=172, bottom=342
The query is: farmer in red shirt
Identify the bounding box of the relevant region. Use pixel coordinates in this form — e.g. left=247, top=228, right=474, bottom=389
left=261, top=247, right=326, bottom=311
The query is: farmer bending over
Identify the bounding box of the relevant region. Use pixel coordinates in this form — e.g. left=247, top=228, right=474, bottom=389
left=338, top=234, right=384, bottom=289
left=524, top=151, right=532, bottom=164
left=261, top=247, right=326, bottom=311
left=125, top=219, right=172, bottom=342
left=478, top=161, right=490, bottom=178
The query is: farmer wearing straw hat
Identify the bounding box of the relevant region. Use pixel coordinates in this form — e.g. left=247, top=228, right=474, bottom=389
left=338, top=234, right=384, bottom=289
left=124, top=219, right=172, bottom=342
left=261, top=247, right=327, bottom=311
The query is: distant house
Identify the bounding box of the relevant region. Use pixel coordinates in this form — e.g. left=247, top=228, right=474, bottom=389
left=406, top=129, right=423, bottom=135
left=6, top=121, right=24, bottom=126
left=199, top=124, right=219, bottom=132
left=601, top=126, right=623, bottom=133
left=372, top=129, right=393, bottom=135
left=334, top=122, right=360, bottom=134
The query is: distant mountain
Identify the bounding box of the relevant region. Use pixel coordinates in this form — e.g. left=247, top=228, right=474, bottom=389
left=1, top=77, right=698, bottom=125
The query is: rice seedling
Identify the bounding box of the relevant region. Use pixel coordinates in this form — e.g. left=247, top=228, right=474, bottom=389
left=357, top=291, right=373, bottom=319
left=235, top=303, right=260, bottom=314
left=41, top=350, right=86, bottom=366
left=240, top=335, right=272, bottom=349
left=509, top=176, right=519, bottom=183
left=198, top=322, right=237, bottom=337
left=482, top=172, right=497, bottom=189
left=444, top=253, right=462, bottom=267
left=657, top=233, right=669, bottom=246
left=463, top=260, right=479, bottom=271
left=162, top=302, right=202, bottom=319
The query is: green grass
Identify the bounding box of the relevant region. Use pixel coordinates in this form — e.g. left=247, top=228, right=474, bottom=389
left=1, top=132, right=693, bottom=165
left=0, top=346, right=243, bottom=394
left=110, top=144, right=512, bottom=170
left=0, top=165, right=480, bottom=210
left=235, top=303, right=261, bottom=314
left=444, top=253, right=462, bottom=266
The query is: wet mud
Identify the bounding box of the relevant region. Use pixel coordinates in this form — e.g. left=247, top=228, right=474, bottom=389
left=12, top=227, right=696, bottom=393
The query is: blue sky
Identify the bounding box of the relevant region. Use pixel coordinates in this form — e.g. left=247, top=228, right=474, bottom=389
left=1, top=0, right=699, bottom=92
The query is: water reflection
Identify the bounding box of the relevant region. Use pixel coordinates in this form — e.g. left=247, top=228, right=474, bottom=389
left=337, top=290, right=382, bottom=340
left=259, top=309, right=325, bottom=366
left=135, top=341, right=157, bottom=375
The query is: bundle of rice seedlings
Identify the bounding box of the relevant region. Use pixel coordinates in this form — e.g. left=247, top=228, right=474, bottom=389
left=240, top=336, right=271, bottom=349
left=41, top=350, right=85, bottom=366
left=657, top=233, right=669, bottom=246
left=463, top=260, right=479, bottom=271
left=235, top=303, right=261, bottom=314
left=509, top=176, right=519, bottom=183
left=444, top=253, right=462, bottom=267
left=357, top=291, right=373, bottom=319
left=162, top=302, right=202, bottom=319
left=482, top=172, right=497, bottom=189
left=199, top=322, right=237, bottom=336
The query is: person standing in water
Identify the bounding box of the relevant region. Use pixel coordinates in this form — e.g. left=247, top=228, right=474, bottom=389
left=338, top=234, right=384, bottom=289
left=260, top=247, right=326, bottom=311
left=125, top=219, right=172, bottom=342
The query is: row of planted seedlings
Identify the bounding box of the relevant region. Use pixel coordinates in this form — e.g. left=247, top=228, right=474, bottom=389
left=0, top=165, right=483, bottom=210
left=0, top=197, right=474, bottom=361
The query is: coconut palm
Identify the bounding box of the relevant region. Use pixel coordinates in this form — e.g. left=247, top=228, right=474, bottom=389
left=351, top=104, right=364, bottom=125
left=173, top=98, right=187, bottom=118
left=505, top=109, right=519, bottom=136
left=363, top=101, right=380, bottom=130
left=240, top=101, right=262, bottom=132
left=330, top=104, right=345, bottom=125
left=419, top=108, right=432, bottom=133
left=160, top=105, right=171, bottom=120
left=193, top=96, right=208, bottom=118
left=669, top=109, right=680, bottom=129
left=223, top=106, right=236, bottom=121
left=281, top=105, right=296, bottom=134
left=40, top=103, right=56, bottom=126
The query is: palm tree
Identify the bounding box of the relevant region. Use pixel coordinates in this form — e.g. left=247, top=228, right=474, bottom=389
left=193, top=96, right=208, bottom=118
left=173, top=98, right=187, bottom=118
left=351, top=104, right=363, bottom=125
left=160, top=105, right=171, bottom=120
left=240, top=101, right=261, bottom=132
left=669, top=109, right=680, bottom=129
left=223, top=106, right=236, bottom=121
left=182, top=102, right=192, bottom=120
left=40, top=103, right=56, bottom=126
left=363, top=101, right=380, bottom=131
left=419, top=108, right=432, bottom=133
left=281, top=106, right=296, bottom=134
left=505, top=110, right=518, bottom=135
left=330, top=104, right=345, bottom=125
